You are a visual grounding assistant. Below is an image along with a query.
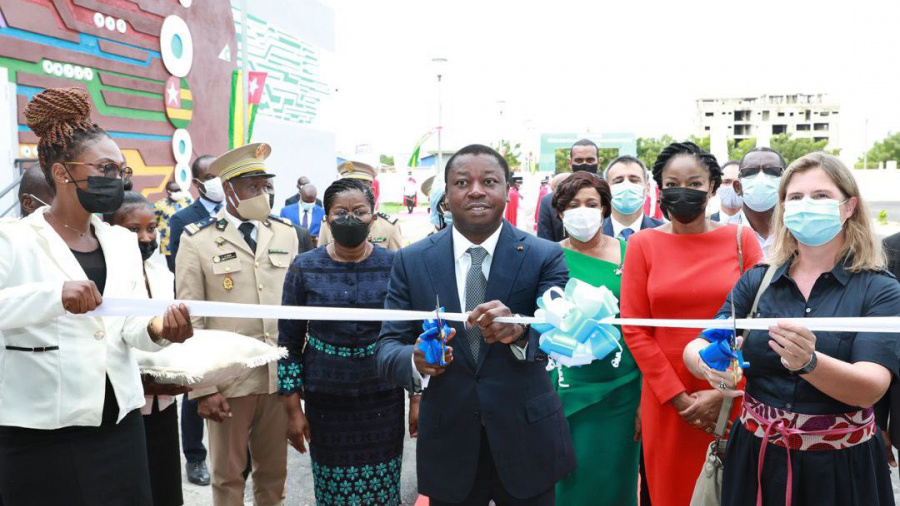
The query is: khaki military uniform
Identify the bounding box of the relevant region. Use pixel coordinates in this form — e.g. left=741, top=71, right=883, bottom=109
left=317, top=211, right=403, bottom=250
left=176, top=211, right=298, bottom=506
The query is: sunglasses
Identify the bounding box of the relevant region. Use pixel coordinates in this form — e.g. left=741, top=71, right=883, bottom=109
left=739, top=166, right=784, bottom=178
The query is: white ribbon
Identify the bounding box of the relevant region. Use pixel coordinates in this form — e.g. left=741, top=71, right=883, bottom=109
left=85, top=298, right=900, bottom=333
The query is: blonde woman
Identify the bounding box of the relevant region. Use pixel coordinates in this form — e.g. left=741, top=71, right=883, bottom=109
left=684, top=153, right=900, bottom=505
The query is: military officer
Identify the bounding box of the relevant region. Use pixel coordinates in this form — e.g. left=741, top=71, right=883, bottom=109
left=175, top=142, right=298, bottom=506
left=317, top=161, right=403, bottom=250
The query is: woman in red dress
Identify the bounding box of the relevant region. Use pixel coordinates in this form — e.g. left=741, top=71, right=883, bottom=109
left=620, top=141, right=762, bottom=506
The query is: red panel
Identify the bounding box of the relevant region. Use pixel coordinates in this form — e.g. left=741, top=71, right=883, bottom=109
left=97, top=39, right=150, bottom=61
left=72, top=0, right=162, bottom=36
left=101, top=88, right=163, bottom=112
left=0, top=0, right=80, bottom=42
left=98, top=71, right=162, bottom=94
left=49, top=0, right=159, bottom=51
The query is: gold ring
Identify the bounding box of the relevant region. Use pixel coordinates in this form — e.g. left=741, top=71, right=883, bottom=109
left=694, top=419, right=702, bottom=425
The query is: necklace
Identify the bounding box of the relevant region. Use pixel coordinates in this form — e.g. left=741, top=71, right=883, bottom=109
left=47, top=211, right=89, bottom=237
left=331, top=242, right=371, bottom=263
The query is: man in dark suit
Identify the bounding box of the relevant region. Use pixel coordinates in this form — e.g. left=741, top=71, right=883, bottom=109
left=376, top=144, right=575, bottom=505
left=168, top=156, right=223, bottom=274
left=537, top=138, right=602, bottom=242
left=284, top=176, right=323, bottom=207
left=601, top=155, right=663, bottom=240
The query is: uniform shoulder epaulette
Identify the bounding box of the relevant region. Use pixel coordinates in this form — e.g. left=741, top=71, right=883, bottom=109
left=184, top=217, right=217, bottom=236
left=377, top=211, right=398, bottom=225
left=268, top=215, right=293, bottom=227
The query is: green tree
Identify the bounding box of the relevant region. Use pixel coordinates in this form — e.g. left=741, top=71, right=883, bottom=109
left=636, top=135, right=675, bottom=170
left=729, top=138, right=757, bottom=162
left=379, top=154, right=394, bottom=166
left=857, top=131, right=900, bottom=169
left=770, top=133, right=839, bottom=165
left=555, top=148, right=568, bottom=173
left=492, top=139, right=522, bottom=169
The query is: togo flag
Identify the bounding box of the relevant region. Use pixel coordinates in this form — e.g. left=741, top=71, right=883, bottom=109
left=164, top=76, right=193, bottom=129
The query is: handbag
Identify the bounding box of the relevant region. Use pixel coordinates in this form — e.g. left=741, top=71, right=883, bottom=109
left=690, top=225, right=776, bottom=506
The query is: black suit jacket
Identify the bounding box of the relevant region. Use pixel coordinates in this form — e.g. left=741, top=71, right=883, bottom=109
left=601, top=215, right=663, bottom=239
left=877, top=232, right=900, bottom=445
left=293, top=225, right=314, bottom=254
left=375, top=222, right=575, bottom=502
left=167, top=199, right=218, bottom=272
left=536, top=192, right=564, bottom=242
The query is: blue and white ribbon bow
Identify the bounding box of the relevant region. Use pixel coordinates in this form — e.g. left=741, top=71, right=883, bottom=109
left=532, top=279, right=623, bottom=367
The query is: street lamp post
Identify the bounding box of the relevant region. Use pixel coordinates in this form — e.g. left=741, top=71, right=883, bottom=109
left=432, top=57, right=448, bottom=173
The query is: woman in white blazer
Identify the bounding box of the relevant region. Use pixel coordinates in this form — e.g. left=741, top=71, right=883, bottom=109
left=107, top=192, right=190, bottom=506
left=0, top=88, right=193, bottom=506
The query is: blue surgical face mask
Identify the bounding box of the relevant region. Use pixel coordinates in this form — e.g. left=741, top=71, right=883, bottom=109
left=740, top=173, right=780, bottom=212
left=442, top=211, right=453, bottom=226
left=717, top=184, right=743, bottom=209
left=300, top=201, right=314, bottom=212
left=783, top=198, right=845, bottom=246
left=610, top=181, right=644, bottom=214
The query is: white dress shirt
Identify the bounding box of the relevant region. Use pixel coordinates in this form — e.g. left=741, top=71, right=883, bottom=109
left=412, top=225, right=525, bottom=391
left=223, top=209, right=259, bottom=242
left=718, top=209, right=743, bottom=225
left=740, top=212, right=774, bottom=260
left=610, top=215, right=643, bottom=239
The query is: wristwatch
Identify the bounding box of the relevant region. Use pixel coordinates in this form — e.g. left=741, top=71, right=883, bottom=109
left=797, top=352, right=818, bottom=375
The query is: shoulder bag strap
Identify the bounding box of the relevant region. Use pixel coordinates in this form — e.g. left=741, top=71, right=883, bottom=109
left=737, top=224, right=745, bottom=274
left=713, top=263, right=777, bottom=439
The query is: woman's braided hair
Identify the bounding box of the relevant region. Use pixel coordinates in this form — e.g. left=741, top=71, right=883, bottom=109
left=23, top=87, right=108, bottom=189
left=651, top=141, right=722, bottom=193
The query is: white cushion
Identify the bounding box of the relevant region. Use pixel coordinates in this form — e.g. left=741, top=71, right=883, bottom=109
left=134, top=329, right=286, bottom=389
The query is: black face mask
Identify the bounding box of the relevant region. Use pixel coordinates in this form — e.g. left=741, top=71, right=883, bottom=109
left=65, top=170, right=125, bottom=214
left=330, top=215, right=370, bottom=248
left=571, top=163, right=599, bottom=174
left=138, top=239, right=158, bottom=262
left=660, top=187, right=708, bottom=223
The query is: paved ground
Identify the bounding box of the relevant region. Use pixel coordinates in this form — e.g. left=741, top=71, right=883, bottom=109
left=179, top=397, right=420, bottom=506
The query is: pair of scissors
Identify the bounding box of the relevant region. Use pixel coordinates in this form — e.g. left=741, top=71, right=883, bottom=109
left=730, top=292, right=740, bottom=387
left=435, top=295, right=447, bottom=366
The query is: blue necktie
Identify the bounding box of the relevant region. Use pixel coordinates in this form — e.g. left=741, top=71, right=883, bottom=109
left=620, top=228, right=634, bottom=242
left=211, top=203, right=222, bottom=215
left=302, top=210, right=309, bottom=229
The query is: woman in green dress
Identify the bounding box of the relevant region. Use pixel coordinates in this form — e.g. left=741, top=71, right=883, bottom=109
left=550, top=171, right=642, bottom=505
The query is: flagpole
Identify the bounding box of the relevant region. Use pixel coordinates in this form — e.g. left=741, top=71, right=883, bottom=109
left=240, top=0, right=249, bottom=145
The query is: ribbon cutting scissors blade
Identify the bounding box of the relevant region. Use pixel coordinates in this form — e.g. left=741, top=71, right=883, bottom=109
left=730, top=293, right=739, bottom=386
left=435, top=295, right=446, bottom=366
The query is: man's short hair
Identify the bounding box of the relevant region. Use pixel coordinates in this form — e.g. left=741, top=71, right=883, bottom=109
left=443, top=144, right=509, bottom=183
left=570, top=139, right=599, bottom=158
left=603, top=155, right=649, bottom=182
left=740, top=147, right=786, bottom=169
left=191, top=155, right=215, bottom=180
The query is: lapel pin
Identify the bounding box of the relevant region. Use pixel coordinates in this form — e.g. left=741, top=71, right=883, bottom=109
left=516, top=246, right=524, bottom=252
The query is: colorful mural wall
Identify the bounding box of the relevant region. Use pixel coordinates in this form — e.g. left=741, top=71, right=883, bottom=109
left=0, top=0, right=237, bottom=201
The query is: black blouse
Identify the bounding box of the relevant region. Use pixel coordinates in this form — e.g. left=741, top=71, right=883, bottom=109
left=715, top=260, right=900, bottom=415
left=71, top=247, right=107, bottom=295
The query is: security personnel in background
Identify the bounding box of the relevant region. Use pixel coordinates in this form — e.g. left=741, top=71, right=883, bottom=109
left=175, top=142, right=298, bottom=506
left=317, top=161, right=403, bottom=250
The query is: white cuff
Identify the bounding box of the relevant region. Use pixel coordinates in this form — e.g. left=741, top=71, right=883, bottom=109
left=411, top=353, right=430, bottom=390
left=510, top=340, right=528, bottom=361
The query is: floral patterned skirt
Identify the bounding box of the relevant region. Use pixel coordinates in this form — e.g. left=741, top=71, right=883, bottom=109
left=305, top=388, right=405, bottom=506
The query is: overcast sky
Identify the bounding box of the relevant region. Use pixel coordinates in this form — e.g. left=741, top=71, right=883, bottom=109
left=324, top=0, right=900, bottom=165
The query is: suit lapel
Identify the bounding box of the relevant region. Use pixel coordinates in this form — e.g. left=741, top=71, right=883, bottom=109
left=256, top=219, right=274, bottom=258
left=219, top=213, right=255, bottom=256
left=423, top=229, right=474, bottom=368
left=478, top=222, right=528, bottom=370
left=602, top=217, right=614, bottom=237
left=93, top=216, right=129, bottom=297
left=28, top=210, right=87, bottom=282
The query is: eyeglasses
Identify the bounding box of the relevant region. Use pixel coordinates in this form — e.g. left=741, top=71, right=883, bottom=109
left=64, top=161, right=133, bottom=179
left=739, top=166, right=784, bottom=178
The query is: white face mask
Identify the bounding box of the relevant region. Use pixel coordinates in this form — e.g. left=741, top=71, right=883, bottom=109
left=169, top=190, right=186, bottom=202
left=201, top=177, right=226, bottom=203
left=562, top=207, right=604, bottom=242
left=740, top=173, right=780, bottom=212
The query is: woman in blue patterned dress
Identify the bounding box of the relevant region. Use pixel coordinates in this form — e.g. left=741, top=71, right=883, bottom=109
left=278, top=178, right=407, bottom=506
